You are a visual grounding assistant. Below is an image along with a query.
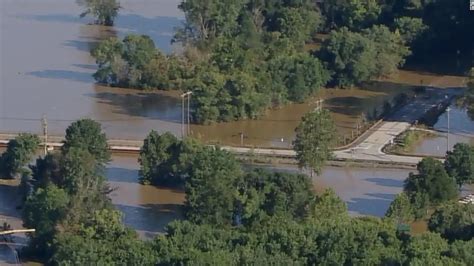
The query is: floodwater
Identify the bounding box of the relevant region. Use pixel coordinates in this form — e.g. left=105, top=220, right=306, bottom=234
left=0, top=153, right=413, bottom=241
left=0, top=0, right=184, bottom=140
left=1, top=0, right=467, bottom=148
left=412, top=106, right=474, bottom=156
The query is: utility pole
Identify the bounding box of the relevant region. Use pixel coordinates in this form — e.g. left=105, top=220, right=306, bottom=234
left=315, top=99, right=324, bottom=112
left=447, top=107, right=451, bottom=152
left=187, top=92, right=192, bottom=136
left=180, top=91, right=192, bottom=139
left=41, top=114, right=48, bottom=155
left=181, top=95, right=185, bottom=139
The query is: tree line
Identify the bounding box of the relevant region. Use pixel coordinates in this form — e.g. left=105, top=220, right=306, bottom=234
left=0, top=118, right=473, bottom=264
left=83, top=0, right=474, bottom=124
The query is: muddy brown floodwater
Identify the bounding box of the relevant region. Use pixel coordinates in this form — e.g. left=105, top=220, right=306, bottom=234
left=412, top=106, right=474, bottom=157
left=1, top=0, right=467, bottom=149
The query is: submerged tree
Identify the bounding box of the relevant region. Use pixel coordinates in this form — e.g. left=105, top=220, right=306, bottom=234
left=77, top=0, right=121, bottom=26
left=404, top=158, right=458, bottom=218
left=293, top=109, right=336, bottom=175
left=445, top=143, right=474, bottom=189
left=62, top=118, right=111, bottom=166
left=0, top=133, right=40, bottom=179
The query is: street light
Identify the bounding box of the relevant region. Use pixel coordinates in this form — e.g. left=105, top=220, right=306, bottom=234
left=180, top=91, right=193, bottom=139
left=446, top=106, right=451, bottom=152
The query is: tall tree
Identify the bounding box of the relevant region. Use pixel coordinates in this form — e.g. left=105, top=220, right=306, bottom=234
left=320, top=28, right=378, bottom=87
left=184, top=147, right=243, bottom=226
left=385, top=192, right=414, bottom=225
left=445, top=143, right=474, bottom=188
left=312, top=188, right=348, bottom=222
left=0, top=133, right=40, bottom=179
left=363, top=25, right=410, bottom=77
left=404, top=158, right=458, bottom=215
left=62, top=118, right=111, bottom=166
left=22, top=184, right=69, bottom=258
left=321, top=0, right=381, bottom=30
left=394, top=17, right=428, bottom=45
left=77, top=0, right=121, bottom=26
left=293, top=109, right=336, bottom=175
left=176, top=0, right=247, bottom=44
left=428, top=202, right=474, bottom=241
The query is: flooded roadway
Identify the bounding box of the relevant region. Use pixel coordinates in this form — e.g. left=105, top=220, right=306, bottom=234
left=412, top=106, right=474, bottom=156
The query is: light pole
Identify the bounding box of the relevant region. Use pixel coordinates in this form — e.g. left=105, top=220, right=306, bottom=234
left=180, top=91, right=192, bottom=139
left=187, top=91, right=192, bottom=136
left=446, top=106, right=451, bottom=152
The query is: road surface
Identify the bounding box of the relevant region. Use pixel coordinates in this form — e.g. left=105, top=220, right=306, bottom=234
left=0, top=88, right=464, bottom=166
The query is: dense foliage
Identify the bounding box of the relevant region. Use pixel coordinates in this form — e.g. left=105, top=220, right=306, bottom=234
left=445, top=143, right=474, bottom=188
left=62, top=118, right=111, bottom=166
left=138, top=131, right=201, bottom=185
left=0, top=133, right=40, bottom=179
left=428, top=202, right=474, bottom=242
left=404, top=157, right=458, bottom=218
left=77, top=0, right=121, bottom=26
left=319, top=25, right=410, bottom=87
left=21, top=120, right=150, bottom=264
left=18, top=122, right=474, bottom=264
left=387, top=144, right=474, bottom=224
left=87, top=0, right=474, bottom=124
left=293, top=109, right=336, bottom=175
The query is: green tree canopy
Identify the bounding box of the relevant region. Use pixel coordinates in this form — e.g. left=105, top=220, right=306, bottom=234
left=403, top=232, right=452, bottom=265
left=0, top=133, right=40, bottom=179
left=394, top=16, right=428, bottom=45
left=239, top=168, right=315, bottom=226
left=445, top=143, right=474, bottom=188
left=385, top=192, right=414, bottom=225
left=62, top=118, right=111, bottom=166
left=405, top=158, right=458, bottom=204
left=184, top=147, right=243, bottom=226
left=293, top=109, right=336, bottom=175
left=321, top=0, right=381, bottom=30
left=52, top=209, right=157, bottom=265
left=138, top=131, right=203, bottom=186
left=428, top=202, right=474, bottom=241
left=363, top=25, right=410, bottom=77
left=22, top=184, right=69, bottom=258
left=320, top=26, right=410, bottom=87
left=77, top=0, right=121, bottom=26
left=312, top=188, right=348, bottom=222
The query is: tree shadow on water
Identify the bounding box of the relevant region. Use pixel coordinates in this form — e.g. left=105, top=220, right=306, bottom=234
left=27, top=70, right=94, bottom=83
left=72, top=64, right=97, bottom=71
left=114, top=203, right=184, bottom=235
left=347, top=193, right=395, bottom=217
left=106, top=167, right=139, bottom=184
left=63, top=40, right=100, bottom=53
left=0, top=184, right=21, bottom=219
left=20, top=14, right=83, bottom=24
left=324, top=96, right=369, bottom=116
left=364, top=177, right=405, bottom=188
left=87, top=92, right=182, bottom=123
left=114, top=14, right=183, bottom=52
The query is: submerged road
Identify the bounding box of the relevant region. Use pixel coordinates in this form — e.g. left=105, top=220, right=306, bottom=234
left=0, top=88, right=464, bottom=166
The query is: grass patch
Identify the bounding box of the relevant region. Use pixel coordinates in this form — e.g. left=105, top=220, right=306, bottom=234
left=386, top=129, right=436, bottom=154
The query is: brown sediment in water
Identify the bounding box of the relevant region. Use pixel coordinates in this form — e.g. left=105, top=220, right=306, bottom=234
left=0, top=0, right=468, bottom=149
